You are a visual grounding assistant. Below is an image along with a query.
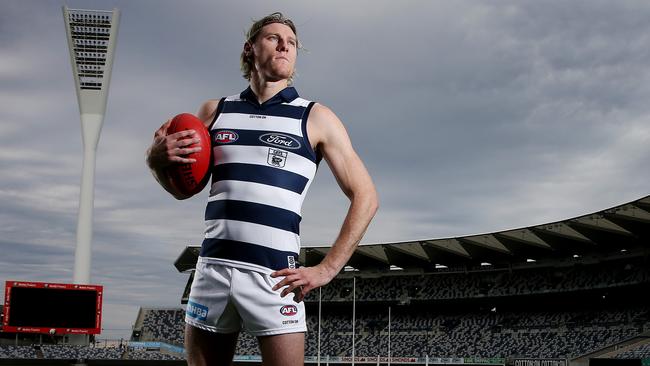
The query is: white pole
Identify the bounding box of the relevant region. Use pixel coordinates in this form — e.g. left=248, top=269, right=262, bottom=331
left=73, top=113, right=103, bottom=284
left=388, top=306, right=391, bottom=366
left=352, top=276, right=356, bottom=366
left=318, top=287, right=322, bottom=366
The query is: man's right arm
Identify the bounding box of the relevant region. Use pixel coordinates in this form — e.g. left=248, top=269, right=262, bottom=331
left=145, top=99, right=220, bottom=199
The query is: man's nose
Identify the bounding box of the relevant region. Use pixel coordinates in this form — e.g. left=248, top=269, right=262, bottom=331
left=277, top=39, right=289, bottom=52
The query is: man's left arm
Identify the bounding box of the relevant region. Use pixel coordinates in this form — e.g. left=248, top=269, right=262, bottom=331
left=271, top=104, right=379, bottom=302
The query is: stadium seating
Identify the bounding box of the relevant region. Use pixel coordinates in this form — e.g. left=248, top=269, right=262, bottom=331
left=304, top=261, right=650, bottom=303
left=125, top=348, right=184, bottom=360
left=40, top=345, right=130, bottom=359
left=0, top=344, right=185, bottom=361
left=302, top=307, right=648, bottom=358
left=0, top=345, right=38, bottom=359
left=77, top=346, right=125, bottom=360
left=129, top=259, right=650, bottom=359
left=136, top=303, right=650, bottom=359
left=140, top=308, right=185, bottom=345
left=40, top=345, right=80, bottom=359
left=615, top=342, right=650, bottom=359
left=5, top=259, right=646, bottom=361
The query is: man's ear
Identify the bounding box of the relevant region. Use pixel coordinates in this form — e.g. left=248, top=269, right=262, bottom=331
left=244, top=42, right=252, bottom=56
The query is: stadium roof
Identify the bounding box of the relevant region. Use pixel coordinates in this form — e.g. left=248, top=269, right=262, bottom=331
left=175, top=195, right=650, bottom=274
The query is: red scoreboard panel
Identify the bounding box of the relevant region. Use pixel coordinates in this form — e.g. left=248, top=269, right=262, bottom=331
left=2, top=281, right=103, bottom=335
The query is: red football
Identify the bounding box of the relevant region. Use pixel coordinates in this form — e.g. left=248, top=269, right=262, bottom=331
left=165, top=113, right=212, bottom=197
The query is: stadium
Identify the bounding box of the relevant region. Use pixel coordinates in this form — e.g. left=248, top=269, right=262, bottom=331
left=3, top=2, right=650, bottom=366
left=3, top=195, right=650, bottom=365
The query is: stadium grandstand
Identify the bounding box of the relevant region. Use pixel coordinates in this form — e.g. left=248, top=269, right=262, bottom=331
left=2, top=196, right=650, bottom=365
left=191, top=194, right=650, bottom=365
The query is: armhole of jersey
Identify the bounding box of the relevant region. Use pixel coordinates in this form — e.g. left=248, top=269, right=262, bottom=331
left=208, top=97, right=226, bottom=130
left=301, top=101, right=321, bottom=164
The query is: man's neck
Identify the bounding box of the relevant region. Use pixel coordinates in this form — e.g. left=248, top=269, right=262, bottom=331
left=249, top=74, right=289, bottom=104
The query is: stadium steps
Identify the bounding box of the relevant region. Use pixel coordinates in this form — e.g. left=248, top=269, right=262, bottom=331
left=571, top=333, right=650, bottom=365
left=132, top=307, right=148, bottom=335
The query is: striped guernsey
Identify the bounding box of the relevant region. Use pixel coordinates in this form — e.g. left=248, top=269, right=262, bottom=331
left=200, top=86, right=319, bottom=273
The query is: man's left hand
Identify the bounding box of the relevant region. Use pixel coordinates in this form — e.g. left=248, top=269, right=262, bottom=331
left=271, top=265, right=334, bottom=303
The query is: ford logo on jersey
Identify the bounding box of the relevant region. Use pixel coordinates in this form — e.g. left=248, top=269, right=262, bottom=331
left=259, top=133, right=301, bottom=150
left=280, top=305, right=298, bottom=316
left=214, top=130, right=239, bottom=144
left=186, top=301, right=209, bottom=321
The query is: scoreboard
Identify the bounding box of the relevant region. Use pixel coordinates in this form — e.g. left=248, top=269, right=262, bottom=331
left=2, top=281, right=102, bottom=335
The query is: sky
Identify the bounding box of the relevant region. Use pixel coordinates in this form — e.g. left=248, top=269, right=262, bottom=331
left=1, top=0, right=649, bottom=339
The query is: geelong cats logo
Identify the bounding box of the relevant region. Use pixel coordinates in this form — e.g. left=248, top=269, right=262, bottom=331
left=268, top=148, right=288, bottom=168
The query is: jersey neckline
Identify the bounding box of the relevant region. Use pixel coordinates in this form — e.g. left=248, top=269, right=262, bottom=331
left=240, top=86, right=299, bottom=108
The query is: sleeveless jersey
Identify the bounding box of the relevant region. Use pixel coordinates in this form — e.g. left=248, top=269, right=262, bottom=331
left=200, top=86, right=319, bottom=273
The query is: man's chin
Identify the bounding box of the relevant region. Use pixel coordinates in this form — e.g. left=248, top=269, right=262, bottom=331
left=267, top=71, right=293, bottom=82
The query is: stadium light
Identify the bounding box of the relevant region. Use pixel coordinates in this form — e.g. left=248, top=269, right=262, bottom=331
left=526, top=258, right=536, bottom=263
left=62, top=6, right=120, bottom=284
left=480, top=262, right=492, bottom=266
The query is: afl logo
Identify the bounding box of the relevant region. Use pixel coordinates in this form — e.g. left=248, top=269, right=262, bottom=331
left=280, top=305, right=298, bottom=316
left=259, top=133, right=301, bottom=150
left=214, top=130, right=238, bottom=143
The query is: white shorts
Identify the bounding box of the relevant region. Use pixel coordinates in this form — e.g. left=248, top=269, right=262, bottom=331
left=184, top=257, right=307, bottom=337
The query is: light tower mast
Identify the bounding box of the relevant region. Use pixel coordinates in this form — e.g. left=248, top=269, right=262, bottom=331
left=62, top=6, right=120, bottom=284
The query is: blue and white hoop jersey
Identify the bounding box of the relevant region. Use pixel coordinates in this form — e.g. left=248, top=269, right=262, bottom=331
left=200, top=87, right=319, bottom=273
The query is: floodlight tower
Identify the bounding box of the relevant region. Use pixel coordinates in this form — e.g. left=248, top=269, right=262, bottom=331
left=63, top=7, right=120, bottom=285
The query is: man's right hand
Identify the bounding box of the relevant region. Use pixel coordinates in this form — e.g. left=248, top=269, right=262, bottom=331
left=146, top=119, right=203, bottom=200
left=146, top=119, right=203, bottom=169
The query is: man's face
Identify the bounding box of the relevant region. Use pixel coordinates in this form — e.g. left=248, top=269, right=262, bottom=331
left=248, top=23, right=297, bottom=82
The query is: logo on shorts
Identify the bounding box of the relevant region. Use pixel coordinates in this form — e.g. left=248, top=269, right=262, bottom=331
left=267, top=148, right=287, bottom=168
left=288, top=256, right=296, bottom=269
left=186, top=301, right=209, bottom=321
left=214, top=130, right=238, bottom=144
left=280, top=305, right=298, bottom=316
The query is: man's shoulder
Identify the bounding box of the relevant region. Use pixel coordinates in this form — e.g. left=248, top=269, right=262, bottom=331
left=306, top=102, right=348, bottom=147
left=197, top=89, right=248, bottom=126
left=197, top=99, right=222, bottom=126
left=308, top=103, right=338, bottom=123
